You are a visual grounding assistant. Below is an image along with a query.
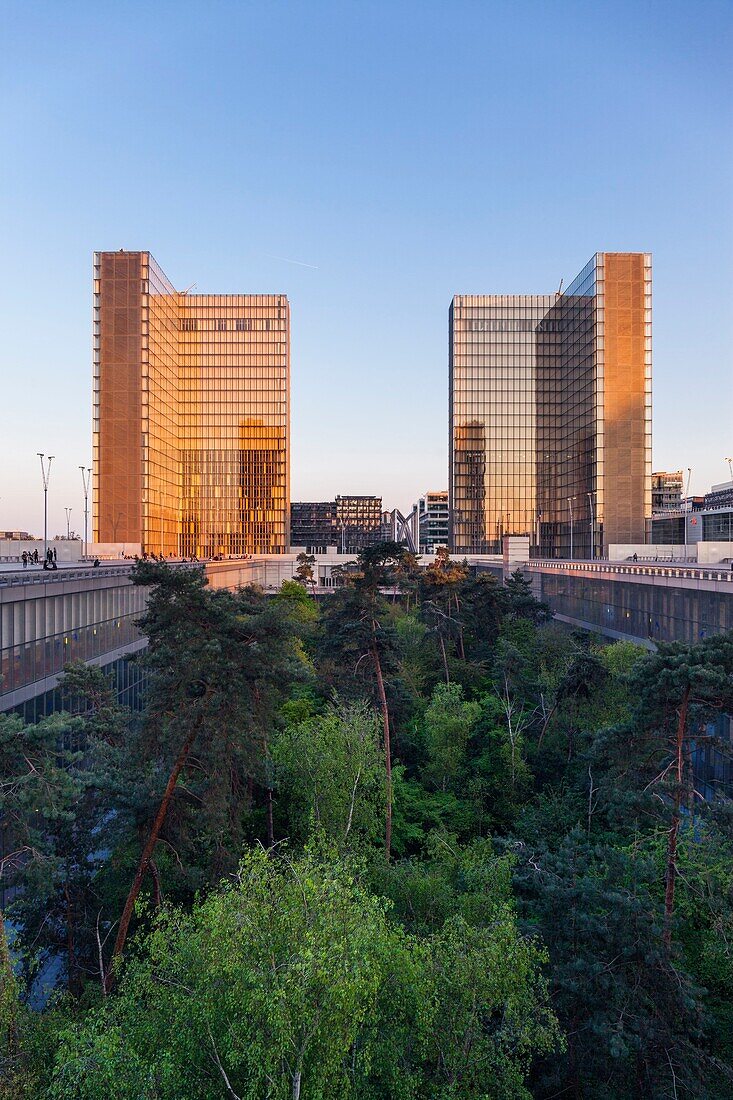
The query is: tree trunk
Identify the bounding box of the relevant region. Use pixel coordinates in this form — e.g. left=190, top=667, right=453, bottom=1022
left=105, top=718, right=202, bottom=990
left=663, top=683, right=690, bottom=950
left=266, top=784, right=275, bottom=848
left=148, top=859, right=162, bottom=910
left=439, top=632, right=450, bottom=684
left=454, top=593, right=466, bottom=661
left=537, top=698, right=559, bottom=749
left=371, top=633, right=392, bottom=860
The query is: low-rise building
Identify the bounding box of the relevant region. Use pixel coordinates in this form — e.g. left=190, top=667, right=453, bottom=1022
left=290, top=496, right=383, bottom=554
left=651, top=471, right=683, bottom=512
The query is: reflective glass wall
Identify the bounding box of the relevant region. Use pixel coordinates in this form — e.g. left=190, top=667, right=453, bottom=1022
left=94, top=253, right=290, bottom=556
left=179, top=294, right=289, bottom=556
left=450, top=295, right=553, bottom=553
left=449, top=254, right=651, bottom=558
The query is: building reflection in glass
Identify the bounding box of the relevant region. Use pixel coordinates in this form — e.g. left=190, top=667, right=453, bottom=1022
left=449, top=254, right=651, bottom=559
left=94, top=252, right=290, bottom=557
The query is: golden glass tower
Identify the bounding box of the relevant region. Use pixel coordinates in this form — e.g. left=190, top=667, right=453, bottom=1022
left=450, top=253, right=652, bottom=558
left=93, top=251, right=289, bottom=556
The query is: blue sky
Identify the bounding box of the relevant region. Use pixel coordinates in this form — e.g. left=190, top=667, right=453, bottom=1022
left=1, top=0, right=731, bottom=537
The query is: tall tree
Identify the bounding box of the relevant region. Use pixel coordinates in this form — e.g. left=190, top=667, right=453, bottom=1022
left=504, top=569, right=551, bottom=624
left=273, top=700, right=385, bottom=847
left=319, top=542, right=410, bottom=858
left=421, top=682, right=480, bottom=794
left=595, top=636, right=733, bottom=948
left=512, top=829, right=717, bottom=1099
left=106, top=562, right=300, bottom=988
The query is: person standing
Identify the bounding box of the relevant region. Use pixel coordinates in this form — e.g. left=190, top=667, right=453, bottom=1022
left=22, top=551, right=28, bottom=568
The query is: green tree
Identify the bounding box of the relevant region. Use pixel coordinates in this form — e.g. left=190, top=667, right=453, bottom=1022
left=457, top=571, right=509, bottom=670
left=52, top=843, right=560, bottom=1100
left=319, top=542, right=411, bottom=858
left=512, top=829, right=719, bottom=1099
left=422, top=682, right=480, bottom=793
left=599, top=635, right=733, bottom=947
left=0, top=710, right=82, bottom=1090
left=419, top=548, right=469, bottom=678
left=21, top=664, right=134, bottom=996
left=274, top=701, right=385, bottom=846
left=51, top=846, right=393, bottom=1100
left=468, top=693, right=533, bottom=832
left=504, top=569, right=550, bottom=624
left=293, top=551, right=316, bottom=587
left=106, top=562, right=300, bottom=988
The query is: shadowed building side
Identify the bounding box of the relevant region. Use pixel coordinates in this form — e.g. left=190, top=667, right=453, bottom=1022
left=450, top=253, right=651, bottom=559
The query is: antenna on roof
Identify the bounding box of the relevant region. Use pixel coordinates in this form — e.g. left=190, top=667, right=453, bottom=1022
left=181, top=283, right=197, bottom=295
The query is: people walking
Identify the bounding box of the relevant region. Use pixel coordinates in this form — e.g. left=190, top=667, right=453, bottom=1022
left=22, top=551, right=28, bottom=568
left=33, top=548, right=39, bottom=564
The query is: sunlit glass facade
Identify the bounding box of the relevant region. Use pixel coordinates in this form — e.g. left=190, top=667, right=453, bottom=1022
left=93, top=252, right=289, bottom=557
left=449, top=253, right=651, bottom=558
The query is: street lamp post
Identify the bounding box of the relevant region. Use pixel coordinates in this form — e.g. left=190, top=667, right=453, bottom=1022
left=65, top=507, right=72, bottom=540
left=79, top=466, right=91, bottom=562
left=587, top=491, right=595, bottom=561
left=38, top=453, right=54, bottom=565
left=683, top=467, right=692, bottom=561
left=567, top=497, right=574, bottom=560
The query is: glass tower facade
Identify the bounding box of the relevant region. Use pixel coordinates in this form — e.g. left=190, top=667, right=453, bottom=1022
left=449, top=253, right=651, bottom=558
left=94, top=252, right=289, bottom=557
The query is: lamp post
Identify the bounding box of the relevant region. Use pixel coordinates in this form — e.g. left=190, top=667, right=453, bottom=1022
left=726, top=457, right=732, bottom=482
left=65, top=507, right=72, bottom=540
left=567, top=497, right=575, bottom=560
left=79, top=466, right=91, bottom=561
left=38, top=453, right=54, bottom=565
left=587, top=491, right=595, bottom=561
left=683, top=467, right=692, bottom=561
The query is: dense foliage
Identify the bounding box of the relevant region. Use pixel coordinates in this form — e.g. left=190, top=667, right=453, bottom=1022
left=2, top=553, right=733, bottom=1098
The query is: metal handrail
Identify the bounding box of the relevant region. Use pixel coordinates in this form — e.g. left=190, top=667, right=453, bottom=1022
left=0, top=560, right=205, bottom=590
left=531, top=559, right=733, bottom=584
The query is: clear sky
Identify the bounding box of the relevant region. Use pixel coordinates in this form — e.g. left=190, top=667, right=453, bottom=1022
left=1, top=0, right=731, bottom=537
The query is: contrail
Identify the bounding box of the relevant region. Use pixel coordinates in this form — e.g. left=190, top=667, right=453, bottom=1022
left=264, top=253, right=319, bottom=269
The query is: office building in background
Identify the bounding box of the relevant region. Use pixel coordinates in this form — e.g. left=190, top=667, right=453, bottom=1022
left=336, top=495, right=382, bottom=553
left=289, top=495, right=383, bottom=554
left=94, top=251, right=289, bottom=556
left=290, top=501, right=337, bottom=554
left=652, top=471, right=684, bottom=512
left=415, top=491, right=449, bottom=553
left=449, top=253, right=652, bottom=558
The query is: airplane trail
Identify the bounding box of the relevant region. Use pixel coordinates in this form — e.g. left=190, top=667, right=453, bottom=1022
left=264, top=254, right=319, bottom=269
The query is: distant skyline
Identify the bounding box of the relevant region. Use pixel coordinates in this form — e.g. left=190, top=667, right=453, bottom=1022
left=1, top=0, right=731, bottom=537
